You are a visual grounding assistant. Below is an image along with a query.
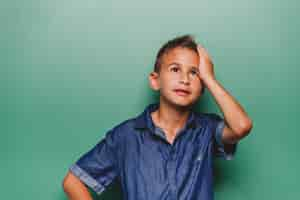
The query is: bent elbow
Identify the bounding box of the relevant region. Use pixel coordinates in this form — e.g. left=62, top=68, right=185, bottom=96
left=235, top=119, right=253, bottom=138
left=62, top=172, right=74, bottom=192
left=62, top=174, right=69, bottom=192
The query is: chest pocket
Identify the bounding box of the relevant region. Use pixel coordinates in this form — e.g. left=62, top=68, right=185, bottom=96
left=189, top=137, right=212, bottom=166
left=192, top=124, right=214, bottom=163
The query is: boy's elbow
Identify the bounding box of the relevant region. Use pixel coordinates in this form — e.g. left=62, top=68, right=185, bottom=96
left=62, top=171, right=93, bottom=200
left=62, top=172, right=71, bottom=192
left=62, top=171, right=78, bottom=193
left=236, top=118, right=253, bottom=138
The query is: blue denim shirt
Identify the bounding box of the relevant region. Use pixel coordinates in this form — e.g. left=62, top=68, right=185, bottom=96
left=69, top=103, right=238, bottom=200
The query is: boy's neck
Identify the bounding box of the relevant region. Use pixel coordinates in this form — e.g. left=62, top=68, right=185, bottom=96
left=151, top=100, right=192, bottom=136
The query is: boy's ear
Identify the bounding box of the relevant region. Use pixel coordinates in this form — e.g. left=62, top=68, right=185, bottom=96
left=148, top=71, right=160, bottom=91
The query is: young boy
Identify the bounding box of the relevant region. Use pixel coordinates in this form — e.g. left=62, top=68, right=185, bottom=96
left=62, top=35, right=253, bottom=200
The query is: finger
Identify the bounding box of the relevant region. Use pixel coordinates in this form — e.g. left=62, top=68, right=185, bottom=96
left=198, top=45, right=210, bottom=59
left=197, top=45, right=203, bottom=54
left=197, top=46, right=204, bottom=57
left=197, top=43, right=204, bottom=49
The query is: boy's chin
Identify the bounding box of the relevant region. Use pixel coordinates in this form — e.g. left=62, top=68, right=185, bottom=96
left=174, top=96, right=200, bottom=106
left=169, top=100, right=196, bottom=110
left=160, top=94, right=200, bottom=110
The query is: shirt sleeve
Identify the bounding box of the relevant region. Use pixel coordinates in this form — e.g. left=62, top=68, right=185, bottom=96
left=209, top=113, right=238, bottom=160
left=69, top=128, right=119, bottom=195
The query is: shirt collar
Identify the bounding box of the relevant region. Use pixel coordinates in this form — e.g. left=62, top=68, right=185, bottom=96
left=134, top=102, right=199, bottom=131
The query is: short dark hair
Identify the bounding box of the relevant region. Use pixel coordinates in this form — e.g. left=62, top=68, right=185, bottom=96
left=153, top=34, right=205, bottom=95
left=154, top=34, right=198, bottom=73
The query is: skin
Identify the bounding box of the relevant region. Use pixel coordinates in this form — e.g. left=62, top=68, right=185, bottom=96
left=149, top=47, right=203, bottom=144
left=149, top=45, right=253, bottom=145
left=62, top=171, right=93, bottom=200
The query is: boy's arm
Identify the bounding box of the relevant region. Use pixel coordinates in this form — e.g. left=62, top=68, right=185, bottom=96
left=197, top=44, right=253, bottom=145
left=62, top=171, right=93, bottom=200
left=205, top=78, right=252, bottom=144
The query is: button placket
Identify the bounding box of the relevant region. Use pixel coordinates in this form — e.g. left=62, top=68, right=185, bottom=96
left=167, top=146, right=178, bottom=199
left=158, top=126, right=179, bottom=200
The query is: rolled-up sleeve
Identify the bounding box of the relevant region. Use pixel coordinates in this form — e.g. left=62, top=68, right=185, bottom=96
left=209, top=113, right=238, bottom=160
left=69, top=128, right=119, bottom=195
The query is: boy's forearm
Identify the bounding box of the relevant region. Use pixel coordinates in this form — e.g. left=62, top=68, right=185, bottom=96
left=204, top=77, right=252, bottom=135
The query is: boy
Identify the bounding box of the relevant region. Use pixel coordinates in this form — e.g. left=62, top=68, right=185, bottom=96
left=62, top=34, right=253, bottom=200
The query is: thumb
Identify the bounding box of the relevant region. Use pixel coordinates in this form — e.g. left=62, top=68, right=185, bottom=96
left=197, top=43, right=204, bottom=49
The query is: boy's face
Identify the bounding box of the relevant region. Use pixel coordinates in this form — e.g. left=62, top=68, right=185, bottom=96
left=149, top=47, right=203, bottom=108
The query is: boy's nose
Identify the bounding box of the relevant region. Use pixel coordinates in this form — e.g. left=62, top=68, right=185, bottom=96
left=179, top=73, right=190, bottom=85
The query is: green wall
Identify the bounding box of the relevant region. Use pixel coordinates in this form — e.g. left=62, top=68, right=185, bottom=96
left=2, top=0, right=299, bottom=199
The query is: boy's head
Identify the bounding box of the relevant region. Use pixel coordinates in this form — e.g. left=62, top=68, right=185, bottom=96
left=149, top=34, right=205, bottom=108
left=154, top=35, right=199, bottom=74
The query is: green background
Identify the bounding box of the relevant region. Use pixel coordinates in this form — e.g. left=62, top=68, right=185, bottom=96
left=2, top=0, right=299, bottom=199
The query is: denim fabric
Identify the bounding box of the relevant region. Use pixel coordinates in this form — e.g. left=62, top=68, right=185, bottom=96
left=69, top=103, right=238, bottom=200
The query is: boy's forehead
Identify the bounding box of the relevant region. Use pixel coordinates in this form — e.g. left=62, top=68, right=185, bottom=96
left=161, top=47, right=199, bottom=66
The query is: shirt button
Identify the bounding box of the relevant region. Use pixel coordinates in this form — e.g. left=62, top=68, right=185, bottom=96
left=169, top=150, right=176, bottom=159
left=172, top=153, right=176, bottom=160
left=170, top=184, right=176, bottom=191
left=196, top=154, right=203, bottom=161
left=167, top=161, right=171, bottom=166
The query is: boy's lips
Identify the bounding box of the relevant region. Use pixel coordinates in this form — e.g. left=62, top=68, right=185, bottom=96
left=174, top=89, right=191, bottom=96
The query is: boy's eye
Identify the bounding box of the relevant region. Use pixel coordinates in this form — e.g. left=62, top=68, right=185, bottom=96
left=190, top=70, right=198, bottom=75
left=171, top=67, right=179, bottom=72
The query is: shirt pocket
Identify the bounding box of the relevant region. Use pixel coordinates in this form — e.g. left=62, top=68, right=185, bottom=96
left=181, top=150, right=204, bottom=167
left=191, top=146, right=209, bottom=167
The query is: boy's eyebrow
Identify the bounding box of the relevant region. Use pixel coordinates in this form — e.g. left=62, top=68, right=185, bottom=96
left=167, top=62, right=180, bottom=67
left=168, top=62, right=199, bottom=70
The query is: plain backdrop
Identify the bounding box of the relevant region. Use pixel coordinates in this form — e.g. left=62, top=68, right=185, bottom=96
left=1, top=0, right=299, bottom=199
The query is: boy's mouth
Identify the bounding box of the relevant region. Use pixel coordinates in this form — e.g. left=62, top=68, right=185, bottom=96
left=174, top=89, right=191, bottom=96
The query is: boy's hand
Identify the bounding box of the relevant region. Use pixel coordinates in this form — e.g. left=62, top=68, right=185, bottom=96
left=196, top=44, right=253, bottom=145
left=197, top=44, right=216, bottom=83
